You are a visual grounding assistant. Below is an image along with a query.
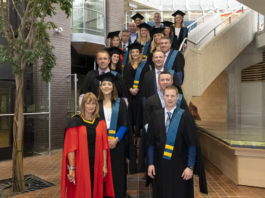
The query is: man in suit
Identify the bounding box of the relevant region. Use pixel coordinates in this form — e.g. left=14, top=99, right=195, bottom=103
left=128, top=22, right=138, bottom=43
left=79, top=50, right=124, bottom=105
left=143, top=70, right=187, bottom=129
left=141, top=50, right=182, bottom=100
left=147, top=85, right=207, bottom=198
left=160, top=37, right=185, bottom=84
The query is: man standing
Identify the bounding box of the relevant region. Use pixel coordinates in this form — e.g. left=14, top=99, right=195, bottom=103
left=160, top=37, right=185, bottom=84
left=148, top=12, right=163, bottom=28
left=141, top=50, right=182, bottom=99
left=121, top=29, right=130, bottom=51
left=147, top=86, right=207, bottom=198
left=80, top=50, right=124, bottom=103
left=128, top=22, right=138, bottom=43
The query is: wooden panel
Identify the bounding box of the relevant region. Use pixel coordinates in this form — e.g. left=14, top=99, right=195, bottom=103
left=241, top=52, right=265, bottom=82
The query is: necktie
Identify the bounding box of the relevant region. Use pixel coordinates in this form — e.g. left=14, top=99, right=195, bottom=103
left=165, top=112, right=172, bottom=134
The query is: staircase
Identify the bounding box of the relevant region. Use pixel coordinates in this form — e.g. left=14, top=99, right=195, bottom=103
left=182, top=9, right=258, bottom=102
left=237, top=0, right=265, bottom=15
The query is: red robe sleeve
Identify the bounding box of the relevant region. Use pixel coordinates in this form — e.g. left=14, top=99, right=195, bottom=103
left=61, top=127, right=78, bottom=198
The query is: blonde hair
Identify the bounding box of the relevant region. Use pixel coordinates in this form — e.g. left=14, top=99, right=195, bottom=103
left=136, top=29, right=151, bottom=45
left=150, top=33, right=163, bottom=53
left=128, top=49, right=143, bottom=66
left=80, top=92, right=100, bottom=120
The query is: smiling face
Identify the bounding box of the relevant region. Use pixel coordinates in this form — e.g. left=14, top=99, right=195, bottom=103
left=134, top=18, right=142, bottom=26
left=84, top=99, right=97, bottom=115
left=160, top=38, right=171, bottom=53
left=140, top=28, right=148, bottom=38
left=152, top=51, right=164, bottom=69
left=163, top=88, right=179, bottom=109
left=164, top=26, right=171, bottom=36
left=153, top=33, right=163, bottom=44
left=111, top=54, right=120, bottom=64
left=97, top=52, right=110, bottom=70
left=100, top=80, right=113, bottom=96
left=159, top=73, right=173, bottom=90
left=111, top=36, right=120, bottom=47
left=131, top=49, right=141, bottom=60
left=175, top=15, right=183, bottom=26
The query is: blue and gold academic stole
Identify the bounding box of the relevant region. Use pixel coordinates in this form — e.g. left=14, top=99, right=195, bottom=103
left=177, top=94, right=183, bottom=108
left=133, top=61, right=146, bottom=89
left=163, top=108, right=184, bottom=160
left=142, top=39, right=151, bottom=60
left=108, top=98, right=120, bottom=140
left=165, top=50, right=179, bottom=70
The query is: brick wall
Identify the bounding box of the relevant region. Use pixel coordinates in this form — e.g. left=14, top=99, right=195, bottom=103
left=106, top=0, right=125, bottom=33
left=48, top=6, right=71, bottom=150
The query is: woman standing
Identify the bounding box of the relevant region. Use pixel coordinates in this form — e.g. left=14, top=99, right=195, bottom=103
left=108, top=31, right=121, bottom=48
left=108, top=47, right=123, bottom=74
left=136, top=23, right=152, bottom=60
left=149, top=28, right=164, bottom=53
left=97, top=73, right=129, bottom=198
left=124, top=43, right=148, bottom=135
left=61, top=92, right=115, bottom=198
left=171, top=10, right=188, bottom=50
left=162, top=21, right=174, bottom=43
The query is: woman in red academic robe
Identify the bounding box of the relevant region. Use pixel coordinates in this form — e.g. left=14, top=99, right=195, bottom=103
left=61, top=92, right=115, bottom=198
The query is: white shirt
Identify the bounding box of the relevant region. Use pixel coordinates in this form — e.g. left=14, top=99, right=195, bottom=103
left=122, top=42, right=129, bottom=51
left=103, top=106, right=112, bottom=129
left=155, top=67, right=164, bottom=92
left=98, top=67, right=110, bottom=76
left=130, top=33, right=137, bottom=43
left=164, top=106, right=176, bottom=125
left=175, top=27, right=181, bottom=38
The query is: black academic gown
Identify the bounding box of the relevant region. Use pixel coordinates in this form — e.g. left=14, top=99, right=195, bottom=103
left=172, top=27, right=188, bottom=50
left=147, top=109, right=207, bottom=198
left=141, top=69, right=183, bottom=100
left=143, top=93, right=188, bottom=126
left=80, top=70, right=125, bottom=97
left=138, top=93, right=188, bottom=172
left=123, top=62, right=149, bottom=131
left=164, top=49, right=185, bottom=84
left=99, top=99, right=128, bottom=197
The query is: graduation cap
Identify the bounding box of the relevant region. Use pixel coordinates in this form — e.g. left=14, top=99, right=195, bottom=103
left=172, top=10, right=185, bottom=17
left=138, top=23, right=152, bottom=31
left=162, top=21, right=174, bottom=27
left=97, top=72, right=117, bottom=83
left=128, top=42, right=143, bottom=53
left=107, top=31, right=120, bottom=39
left=107, top=47, right=123, bottom=56
left=131, top=13, right=144, bottom=20
left=151, top=28, right=164, bottom=36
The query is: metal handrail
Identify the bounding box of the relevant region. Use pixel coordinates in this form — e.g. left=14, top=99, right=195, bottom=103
left=0, top=112, right=49, bottom=116
left=186, top=6, right=245, bottom=47
left=187, top=11, right=213, bottom=31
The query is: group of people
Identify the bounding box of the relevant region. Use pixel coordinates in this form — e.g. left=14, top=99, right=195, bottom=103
left=61, top=10, right=208, bottom=198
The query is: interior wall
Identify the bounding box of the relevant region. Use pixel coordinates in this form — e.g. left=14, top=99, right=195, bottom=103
left=191, top=71, right=227, bottom=122
left=226, top=40, right=263, bottom=128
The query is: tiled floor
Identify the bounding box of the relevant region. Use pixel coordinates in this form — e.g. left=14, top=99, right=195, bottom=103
left=0, top=150, right=265, bottom=198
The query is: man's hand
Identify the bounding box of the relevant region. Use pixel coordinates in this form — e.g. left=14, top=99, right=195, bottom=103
left=108, top=137, right=119, bottom=149
left=181, top=167, right=193, bottom=180
left=148, top=165, right=156, bottom=179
